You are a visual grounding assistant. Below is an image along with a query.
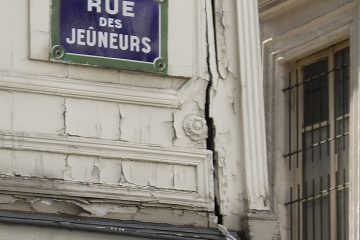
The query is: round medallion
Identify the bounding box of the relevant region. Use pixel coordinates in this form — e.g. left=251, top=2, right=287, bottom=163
left=183, top=115, right=208, bottom=142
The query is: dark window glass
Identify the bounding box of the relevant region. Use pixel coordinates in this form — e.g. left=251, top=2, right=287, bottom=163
left=335, top=47, right=350, bottom=117
left=303, top=58, right=329, bottom=126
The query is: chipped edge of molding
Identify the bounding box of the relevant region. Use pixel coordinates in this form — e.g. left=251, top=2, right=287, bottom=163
left=0, top=130, right=214, bottom=210
left=0, top=176, right=213, bottom=210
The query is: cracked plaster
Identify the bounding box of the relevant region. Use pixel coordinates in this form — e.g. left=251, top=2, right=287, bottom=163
left=0, top=0, right=220, bottom=233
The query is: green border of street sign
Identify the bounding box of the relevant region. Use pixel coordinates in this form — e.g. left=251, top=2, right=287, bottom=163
left=50, top=0, right=168, bottom=74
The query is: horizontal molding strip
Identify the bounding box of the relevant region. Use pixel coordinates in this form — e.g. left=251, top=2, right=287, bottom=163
left=0, top=71, right=182, bottom=109
left=0, top=130, right=213, bottom=210
left=0, top=176, right=212, bottom=210
left=259, top=0, right=301, bottom=18
left=0, top=131, right=209, bottom=165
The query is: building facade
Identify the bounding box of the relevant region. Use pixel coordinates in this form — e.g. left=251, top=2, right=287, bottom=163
left=0, top=0, right=357, bottom=239
left=261, top=0, right=358, bottom=239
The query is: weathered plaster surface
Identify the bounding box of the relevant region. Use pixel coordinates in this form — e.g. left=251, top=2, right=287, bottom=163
left=208, top=1, right=280, bottom=237
left=0, top=0, right=275, bottom=237
left=0, top=0, right=215, bottom=230
left=0, top=91, right=64, bottom=134
left=0, top=192, right=214, bottom=227
left=209, top=0, right=248, bottom=230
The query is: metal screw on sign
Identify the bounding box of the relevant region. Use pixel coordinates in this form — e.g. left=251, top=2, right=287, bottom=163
left=51, top=45, right=65, bottom=59
left=154, top=57, right=167, bottom=71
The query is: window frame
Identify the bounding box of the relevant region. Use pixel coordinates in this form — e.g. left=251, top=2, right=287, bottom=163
left=287, top=41, right=350, bottom=240
left=260, top=3, right=359, bottom=238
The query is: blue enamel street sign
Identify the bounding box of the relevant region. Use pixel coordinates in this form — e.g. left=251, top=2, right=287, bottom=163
left=51, top=0, right=168, bottom=74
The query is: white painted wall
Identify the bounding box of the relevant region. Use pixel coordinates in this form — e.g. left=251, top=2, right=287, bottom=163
left=0, top=0, right=214, bottom=229
left=210, top=0, right=274, bottom=235
left=0, top=0, right=275, bottom=237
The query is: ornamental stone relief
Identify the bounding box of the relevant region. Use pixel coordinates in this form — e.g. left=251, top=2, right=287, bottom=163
left=183, top=114, right=208, bottom=142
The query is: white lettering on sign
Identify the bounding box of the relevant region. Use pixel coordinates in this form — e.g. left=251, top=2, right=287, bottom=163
left=66, top=28, right=152, bottom=54
left=87, top=0, right=135, bottom=17
left=123, top=1, right=135, bottom=17
left=99, top=17, right=123, bottom=29
left=87, top=0, right=101, bottom=13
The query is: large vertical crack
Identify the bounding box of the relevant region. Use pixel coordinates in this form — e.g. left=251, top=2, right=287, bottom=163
left=205, top=0, right=223, bottom=225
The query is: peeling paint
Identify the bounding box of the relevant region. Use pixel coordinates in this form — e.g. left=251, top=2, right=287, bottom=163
left=82, top=204, right=140, bottom=218
left=119, top=104, right=174, bottom=146
left=118, top=105, right=123, bottom=141
left=31, top=198, right=91, bottom=216
left=63, top=155, right=73, bottom=180
left=0, top=0, right=235, bottom=234
left=91, top=164, right=101, bottom=183
left=0, top=191, right=214, bottom=227
left=62, top=98, right=67, bottom=135
left=0, top=195, right=16, bottom=204
left=119, top=164, right=129, bottom=184
left=171, top=113, right=178, bottom=145
left=205, top=0, right=225, bottom=226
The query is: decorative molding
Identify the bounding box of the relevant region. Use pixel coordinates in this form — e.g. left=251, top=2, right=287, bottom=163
left=262, top=2, right=355, bottom=69
left=183, top=114, right=208, bottom=142
left=236, top=0, right=270, bottom=211
left=263, top=1, right=355, bottom=56
left=0, top=71, right=181, bottom=109
left=258, top=0, right=281, bottom=9
left=258, top=0, right=301, bottom=19
left=0, top=130, right=214, bottom=210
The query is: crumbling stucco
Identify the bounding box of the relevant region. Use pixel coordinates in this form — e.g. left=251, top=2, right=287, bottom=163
left=206, top=0, right=249, bottom=231
left=0, top=193, right=216, bottom=228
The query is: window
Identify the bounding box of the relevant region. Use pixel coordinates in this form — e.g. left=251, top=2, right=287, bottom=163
left=284, top=41, right=349, bottom=240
